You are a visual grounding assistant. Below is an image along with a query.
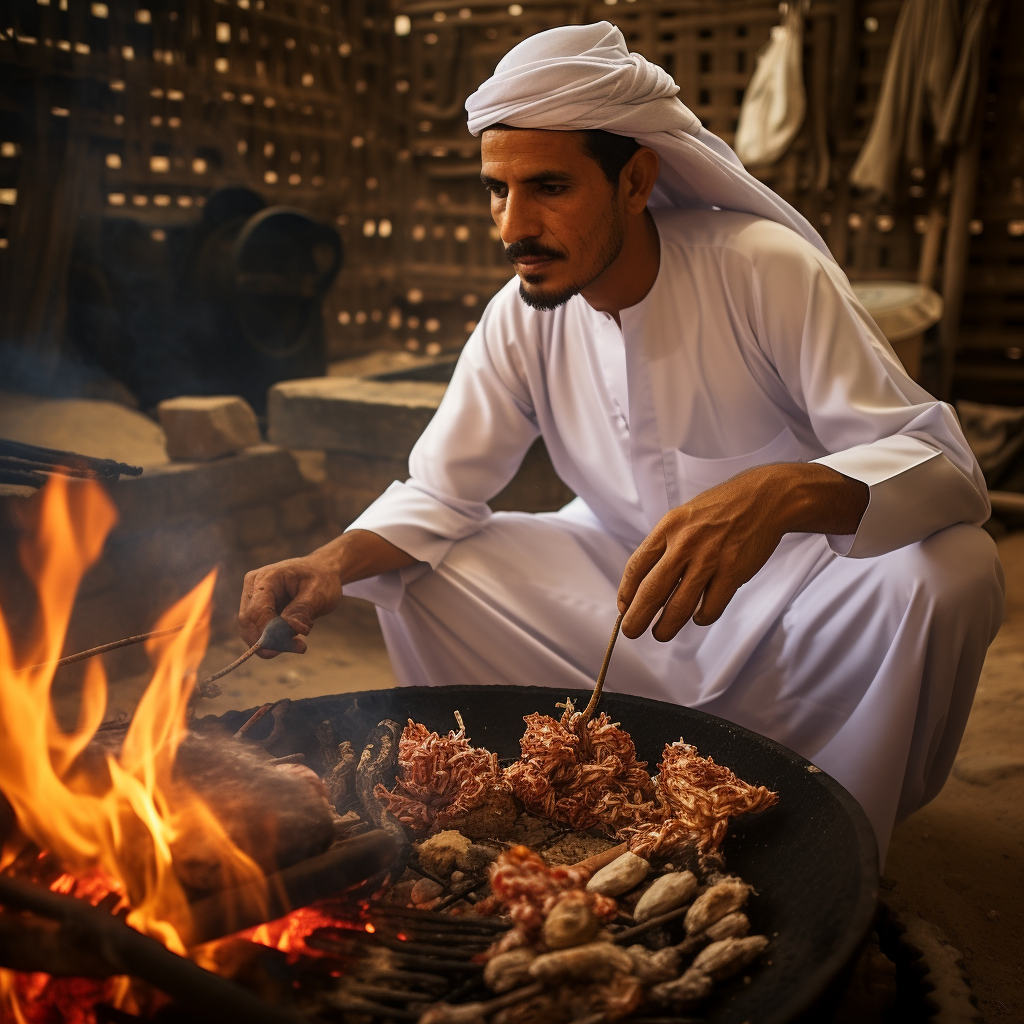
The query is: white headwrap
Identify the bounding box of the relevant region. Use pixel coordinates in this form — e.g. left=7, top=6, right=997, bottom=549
left=465, top=22, right=833, bottom=262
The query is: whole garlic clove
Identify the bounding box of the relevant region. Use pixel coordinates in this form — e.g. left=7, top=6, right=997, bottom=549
left=691, top=934, right=769, bottom=981
left=683, top=878, right=751, bottom=934
left=633, top=870, right=698, bottom=923
left=585, top=851, right=651, bottom=896
left=484, top=947, right=537, bottom=993
left=528, top=941, right=634, bottom=983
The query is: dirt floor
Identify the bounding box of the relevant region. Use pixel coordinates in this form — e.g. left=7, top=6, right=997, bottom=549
left=81, top=533, right=1024, bottom=1022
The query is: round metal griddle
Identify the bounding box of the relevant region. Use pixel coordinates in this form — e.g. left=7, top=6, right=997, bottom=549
left=211, top=685, right=879, bottom=1024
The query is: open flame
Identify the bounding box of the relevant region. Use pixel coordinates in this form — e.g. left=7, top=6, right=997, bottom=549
left=0, top=478, right=268, bottom=1016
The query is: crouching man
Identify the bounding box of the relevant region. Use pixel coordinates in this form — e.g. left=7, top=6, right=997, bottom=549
left=239, top=23, right=1004, bottom=860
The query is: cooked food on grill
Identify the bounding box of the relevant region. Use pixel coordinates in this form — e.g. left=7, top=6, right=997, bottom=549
left=619, top=739, right=779, bottom=858
left=374, top=716, right=515, bottom=836
left=361, top=701, right=779, bottom=1021
left=377, top=699, right=778, bottom=863
left=505, top=701, right=659, bottom=832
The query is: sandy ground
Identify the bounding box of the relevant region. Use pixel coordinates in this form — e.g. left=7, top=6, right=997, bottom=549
left=65, top=535, right=1024, bottom=1022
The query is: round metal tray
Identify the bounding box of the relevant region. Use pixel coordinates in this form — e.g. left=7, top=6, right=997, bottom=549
left=212, top=684, right=879, bottom=1024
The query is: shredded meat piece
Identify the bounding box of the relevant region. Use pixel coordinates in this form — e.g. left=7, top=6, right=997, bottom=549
left=504, top=702, right=659, bottom=832
left=619, top=740, right=779, bottom=857
left=484, top=846, right=617, bottom=946
left=503, top=701, right=777, bottom=859
left=374, top=719, right=510, bottom=832
left=376, top=703, right=777, bottom=859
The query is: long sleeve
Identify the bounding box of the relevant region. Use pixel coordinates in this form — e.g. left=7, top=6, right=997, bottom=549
left=344, top=288, right=541, bottom=605
left=748, top=232, right=989, bottom=557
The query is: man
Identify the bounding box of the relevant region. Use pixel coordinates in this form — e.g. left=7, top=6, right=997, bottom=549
left=239, top=23, right=1003, bottom=858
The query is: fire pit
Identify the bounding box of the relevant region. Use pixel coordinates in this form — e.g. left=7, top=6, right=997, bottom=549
left=204, top=684, right=879, bottom=1024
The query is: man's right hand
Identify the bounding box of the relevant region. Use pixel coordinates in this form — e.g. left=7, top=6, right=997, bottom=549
left=238, top=550, right=343, bottom=657
left=238, top=530, right=418, bottom=657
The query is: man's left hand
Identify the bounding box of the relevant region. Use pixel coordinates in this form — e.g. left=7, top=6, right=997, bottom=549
left=617, top=462, right=869, bottom=641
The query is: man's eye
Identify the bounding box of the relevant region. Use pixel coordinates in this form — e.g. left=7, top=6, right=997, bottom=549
left=485, top=184, right=507, bottom=198
left=540, top=184, right=566, bottom=195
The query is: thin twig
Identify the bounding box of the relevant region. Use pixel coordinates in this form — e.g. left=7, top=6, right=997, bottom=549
left=232, top=701, right=276, bottom=740
left=611, top=902, right=692, bottom=944
left=578, top=610, right=624, bottom=727
left=200, top=642, right=261, bottom=689
left=16, top=625, right=186, bottom=673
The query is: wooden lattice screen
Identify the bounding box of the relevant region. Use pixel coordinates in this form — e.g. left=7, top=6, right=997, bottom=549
left=0, top=0, right=1022, bottom=392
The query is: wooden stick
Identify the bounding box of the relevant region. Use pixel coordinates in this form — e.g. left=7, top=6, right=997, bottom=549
left=578, top=611, right=624, bottom=727
left=572, top=842, right=628, bottom=877
left=233, top=702, right=276, bottom=740
left=17, top=625, right=185, bottom=673
left=200, top=643, right=261, bottom=691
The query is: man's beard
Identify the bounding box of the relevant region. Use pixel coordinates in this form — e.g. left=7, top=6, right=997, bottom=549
left=505, top=214, right=625, bottom=312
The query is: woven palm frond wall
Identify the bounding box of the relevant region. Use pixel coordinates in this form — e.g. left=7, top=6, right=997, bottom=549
left=0, top=0, right=1021, bottom=394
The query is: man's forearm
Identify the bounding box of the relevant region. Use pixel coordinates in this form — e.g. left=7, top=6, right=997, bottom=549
left=311, top=529, right=418, bottom=587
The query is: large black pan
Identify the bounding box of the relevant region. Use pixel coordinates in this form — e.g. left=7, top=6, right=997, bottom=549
left=210, top=685, right=879, bottom=1024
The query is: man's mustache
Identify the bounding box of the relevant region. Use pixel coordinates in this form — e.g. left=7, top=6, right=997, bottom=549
left=504, top=240, right=565, bottom=264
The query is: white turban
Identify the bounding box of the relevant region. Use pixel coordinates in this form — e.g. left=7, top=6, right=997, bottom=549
left=465, top=22, right=833, bottom=262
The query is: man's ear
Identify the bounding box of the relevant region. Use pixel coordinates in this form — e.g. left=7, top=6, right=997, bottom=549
left=621, top=147, right=660, bottom=214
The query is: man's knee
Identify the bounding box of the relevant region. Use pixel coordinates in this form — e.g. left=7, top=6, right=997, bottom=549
left=884, top=524, right=1004, bottom=623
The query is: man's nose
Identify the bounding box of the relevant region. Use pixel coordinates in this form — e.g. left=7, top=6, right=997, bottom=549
left=499, top=189, right=541, bottom=246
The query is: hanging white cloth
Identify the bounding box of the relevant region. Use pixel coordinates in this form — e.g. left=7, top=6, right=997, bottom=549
left=849, top=0, right=961, bottom=197
left=464, top=21, right=833, bottom=261
left=734, top=3, right=807, bottom=168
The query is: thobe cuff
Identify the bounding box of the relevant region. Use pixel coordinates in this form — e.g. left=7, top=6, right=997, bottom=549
left=813, top=435, right=991, bottom=558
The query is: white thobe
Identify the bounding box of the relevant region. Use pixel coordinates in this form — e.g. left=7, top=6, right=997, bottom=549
left=347, top=208, right=1004, bottom=859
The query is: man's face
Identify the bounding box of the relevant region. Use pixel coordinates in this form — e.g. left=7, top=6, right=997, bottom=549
left=480, top=129, right=625, bottom=311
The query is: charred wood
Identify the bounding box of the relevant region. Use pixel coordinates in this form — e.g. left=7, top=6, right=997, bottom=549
left=0, top=874, right=307, bottom=1024
left=187, top=828, right=399, bottom=944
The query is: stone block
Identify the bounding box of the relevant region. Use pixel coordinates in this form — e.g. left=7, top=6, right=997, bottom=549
left=324, top=451, right=409, bottom=491
left=278, top=491, right=323, bottom=536
left=268, top=377, right=445, bottom=457
left=111, top=446, right=309, bottom=529
left=232, top=505, right=279, bottom=549
left=158, top=395, right=261, bottom=461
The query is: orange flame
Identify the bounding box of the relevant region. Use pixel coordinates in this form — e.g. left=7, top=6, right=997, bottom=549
left=0, top=477, right=268, bottom=1016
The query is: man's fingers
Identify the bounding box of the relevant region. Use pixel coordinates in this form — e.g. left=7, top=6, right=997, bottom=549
left=279, top=594, right=315, bottom=636
left=621, top=553, right=689, bottom=639
left=239, top=566, right=296, bottom=645
left=651, top=568, right=712, bottom=642
left=238, top=570, right=265, bottom=646
left=692, top=573, right=740, bottom=627
left=617, top=538, right=665, bottom=613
